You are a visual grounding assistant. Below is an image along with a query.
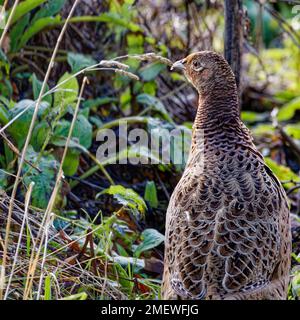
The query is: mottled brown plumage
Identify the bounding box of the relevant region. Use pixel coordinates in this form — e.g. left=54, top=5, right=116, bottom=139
left=162, top=51, right=291, bottom=300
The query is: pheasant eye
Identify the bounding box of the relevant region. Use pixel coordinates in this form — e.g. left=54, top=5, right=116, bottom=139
left=192, top=60, right=203, bottom=71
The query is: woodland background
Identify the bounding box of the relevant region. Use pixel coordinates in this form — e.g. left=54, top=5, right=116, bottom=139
left=0, top=0, right=299, bottom=300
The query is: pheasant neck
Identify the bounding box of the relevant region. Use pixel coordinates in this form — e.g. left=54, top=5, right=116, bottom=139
left=194, top=88, right=240, bottom=130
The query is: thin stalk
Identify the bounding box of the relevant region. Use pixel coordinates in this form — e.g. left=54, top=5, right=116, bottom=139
left=0, top=0, right=19, bottom=48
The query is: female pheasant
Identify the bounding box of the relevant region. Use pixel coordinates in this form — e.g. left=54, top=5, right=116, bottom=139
left=162, top=51, right=291, bottom=300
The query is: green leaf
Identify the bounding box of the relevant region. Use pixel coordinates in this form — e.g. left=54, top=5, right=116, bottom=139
left=0, top=169, right=8, bottom=189
left=8, top=99, right=49, bottom=148
left=83, top=97, right=118, bottom=110
left=265, top=157, right=300, bottom=189
left=134, top=228, right=165, bottom=257
left=62, top=149, right=80, bottom=176
left=291, top=272, right=300, bottom=298
left=252, top=124, right=274, bottom=136
left=144, top=181, right=158, bottom=209
left=10, top=13, right=30, bottom=52
left=98, top=185, right=147, bottom=219
left=31, top=73, right=52, bottom=105
left=140, top=62, right=166, bottom=82
left=241, top=111, right=266, bottom=123
left=9, top=0, right=47, bottom=25
left=0, top=102, right=9, bottom=124
left=277, top=97, right=300, bottom=121
left=110, top=255, right=145, bottom=271
left=0, top=49, right=10, bottom=74
left=52, top=115, right=92, bottom=149
left=19, top=15, right=62, bottom=48
left=285, top=124, right=300, bottom=139
left=22, top=146, right=59, bottom=209
left=32, top=0, right=66, bottom=23
left=137, top=93, right=173, bottom=123
left=61, top=292, right=88, bottom=300
left=54, top=72, right=79, bottom=111
left=44, top=274, right=52, bottom=300
left=67, top=52, right=96, bottom=73
left=31, top=120, right=51, bottom=151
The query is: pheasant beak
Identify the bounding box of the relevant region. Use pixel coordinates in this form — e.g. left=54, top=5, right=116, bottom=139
left=171, top=59, right=186, bottom=71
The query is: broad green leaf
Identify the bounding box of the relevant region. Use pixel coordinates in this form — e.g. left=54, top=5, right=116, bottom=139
left=31, top=120, right=51, bottom=151
left=31, top=73, right=52, bottom=105
left=142, top=81, right=157, bottom=96
left=67, top=52, right=97, bottom=73
left=144, top=181, right=158, bottom=209
left=8, top=99, right=49, bottom=148
left=52, top=114, right=92, bottom=149
left=10, top=13, right=30, bottom=52
left=241, top=111, right=267, bottom=123
left=19, top=15, right=62, bottom=48
left=22, top=146, right=59, bottom=209
left=265, top=157, right=300, bottom=189
left=98, top=185, right=147, bottom=219
left=54, top=72, right=79, bottom=111
left=32, top=0, right=66, bottom=23
left=83, top=97, right=118, bottom=110
left=277, top=97, right=300, bottom=121
left=134, top=228, right=165, bottom=257
left=62, top=149, right=80, bottom=176
left=285, top=124, right=300, bottom=139
left=137, top=93, right=173, bottom=123
left=110, top=255, right=145, bottom=271
left=252, top=124, right=274, bottom=136
left=140, top=62, right=166, bottom=81
left=9, top=0, right=47, bottom=25
left=126, top=33, right=144, bottom=55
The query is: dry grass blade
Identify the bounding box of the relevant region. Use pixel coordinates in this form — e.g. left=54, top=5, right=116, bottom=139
left=4, top=182, right=34, bottom=299
left=0, top=0, right=19, bottom=48
left=114, top=52, right=173, bottom=66
left=0, top=0, right=80, bottom=300
left=0, top=192, right=126, bottom=300
left=23, top=76, right=88, bottom=300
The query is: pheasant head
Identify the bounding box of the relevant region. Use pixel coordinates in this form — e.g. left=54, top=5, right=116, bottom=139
left=171, top=51, right=237, bottom=98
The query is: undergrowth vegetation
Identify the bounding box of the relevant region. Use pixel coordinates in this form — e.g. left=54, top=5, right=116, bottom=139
left=0, top=0, right=299, bottom=300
